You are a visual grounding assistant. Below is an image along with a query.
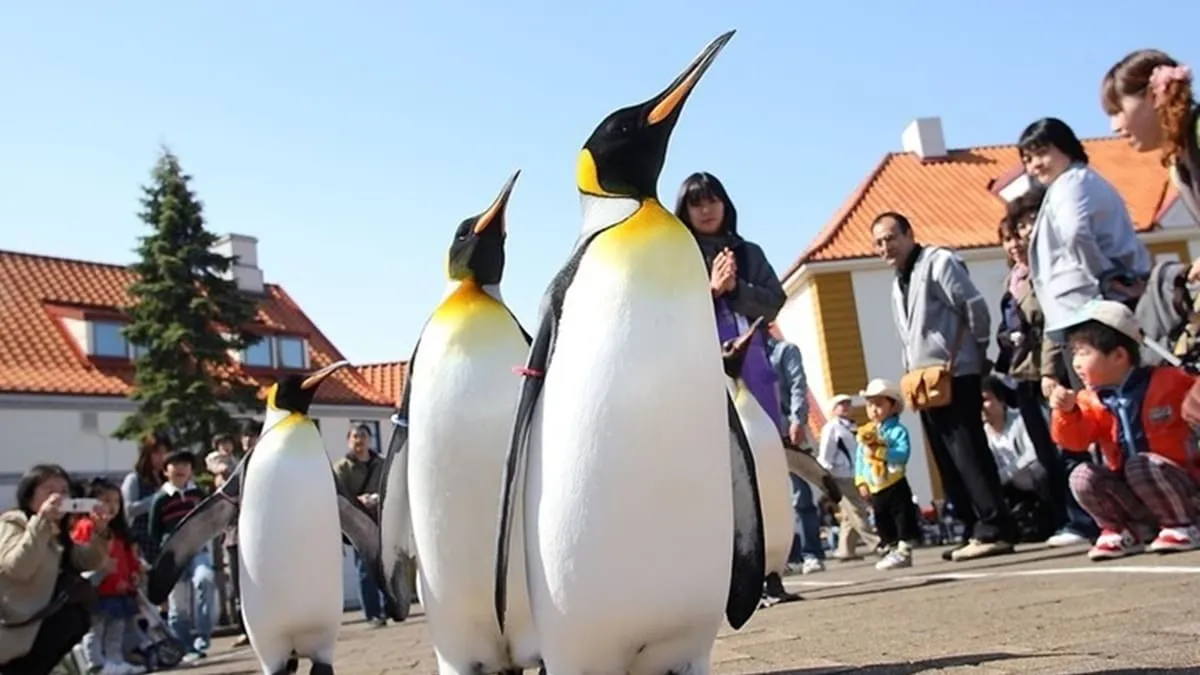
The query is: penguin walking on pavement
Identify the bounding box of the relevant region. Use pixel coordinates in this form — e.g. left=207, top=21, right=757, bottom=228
left=721, top=318, right=803, bottom=608
left=147, top=361, right=384, bottom=675
left=494, top=31, right=766, bottom=675
left=375, top=172, right=538, bottom=675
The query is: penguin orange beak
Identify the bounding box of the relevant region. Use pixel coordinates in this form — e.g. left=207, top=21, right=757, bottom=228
left=300, top=360, right=350, bottom=391
left=473, top=170, right=521, bottom=235
left=646, top=30, right=735, bottom=126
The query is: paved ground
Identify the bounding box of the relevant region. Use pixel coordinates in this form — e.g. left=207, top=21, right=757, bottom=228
left=182, top=543, right=1200, bottom=674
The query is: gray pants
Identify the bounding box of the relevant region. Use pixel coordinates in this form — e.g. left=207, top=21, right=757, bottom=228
left=82, top=612, right=126, bottom=669
left=833, top=477, right=881, bottom=558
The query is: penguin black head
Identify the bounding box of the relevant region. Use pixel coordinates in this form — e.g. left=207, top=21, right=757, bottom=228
left=721, top=316, right=764, bottom=378
left=447, top=170, right=521, bottom=285
left=577, top=30, right=735, bottom=201
left=267, top=360, right=351, bottom=416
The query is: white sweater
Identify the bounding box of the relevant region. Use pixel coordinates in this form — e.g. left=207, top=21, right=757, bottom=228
left=817, top=417, right=857, bottom=480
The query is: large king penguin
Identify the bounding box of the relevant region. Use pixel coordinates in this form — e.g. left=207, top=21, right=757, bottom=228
left=721, top=318, right=802, bottom=608
left=494, top=31, right=766, bottom=675
left=147, top=361, right=382, bottom=675
left=375, top=172, right=537, bottom=675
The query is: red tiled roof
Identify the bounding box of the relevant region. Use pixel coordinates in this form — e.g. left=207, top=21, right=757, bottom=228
left=0, top=249, right=391, bottom=407
left=788, top=137, right=1172, bottom=272
left=357, top=361, right=407, bottom=408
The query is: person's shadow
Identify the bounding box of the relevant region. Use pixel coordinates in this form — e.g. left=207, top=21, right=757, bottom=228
left=757, top=652, right=1197, bottom=674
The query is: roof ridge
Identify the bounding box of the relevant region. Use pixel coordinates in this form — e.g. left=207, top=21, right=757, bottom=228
left=357, top=360, right=407, bottom=368
left=0, top=248, right=132, bottom=271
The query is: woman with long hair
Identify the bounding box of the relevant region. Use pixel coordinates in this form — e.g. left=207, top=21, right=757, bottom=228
left=0, top=464, right=113, bottom=675
left=672, top=171, right=787, bottom=422
left=1103, top=49, right=1200, bottom=280
left=121, top=432, right=172, bottom=559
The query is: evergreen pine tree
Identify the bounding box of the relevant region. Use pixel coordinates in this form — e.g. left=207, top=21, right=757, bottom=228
left=114, top=148, right=263, bottom=449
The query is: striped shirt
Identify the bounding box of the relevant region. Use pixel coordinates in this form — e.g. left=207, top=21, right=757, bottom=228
left=146, top=481, right=205, bottom=560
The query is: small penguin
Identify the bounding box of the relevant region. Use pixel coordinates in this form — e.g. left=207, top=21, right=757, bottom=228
left=721, top=318, right=802, bottom=607
left=494, top=30, right=766, bottom=675
left=375, top=172, right=537, bottom=675
left=148, top=361, right=382, bottom=675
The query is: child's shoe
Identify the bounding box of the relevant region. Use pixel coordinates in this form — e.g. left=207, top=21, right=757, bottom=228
left=1087, top=529, right=1144, bottom=560
left=874, top=543, right=912, bottom=570
left=1149, top=525, right=1200, bottom=553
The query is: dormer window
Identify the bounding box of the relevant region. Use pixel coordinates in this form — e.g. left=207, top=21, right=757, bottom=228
left=91, top=321, right=129, bottom=358
left=238, top=334, right=309, bottom=370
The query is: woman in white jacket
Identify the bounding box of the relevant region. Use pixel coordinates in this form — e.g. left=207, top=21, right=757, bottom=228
left=817, top=395, right=882, bottom=560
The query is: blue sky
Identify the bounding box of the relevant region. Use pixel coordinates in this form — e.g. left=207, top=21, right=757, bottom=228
left=3, top=2, right=1197, bottom=364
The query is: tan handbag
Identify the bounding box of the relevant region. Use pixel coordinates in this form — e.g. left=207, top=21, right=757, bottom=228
left=900, top=321, right=967, bottom=411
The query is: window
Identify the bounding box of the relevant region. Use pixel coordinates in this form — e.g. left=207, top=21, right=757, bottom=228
left=277, top=336, right=307, bottom=369
left=351, top=420, right=382, bottom=454
left=242, top=338, right=273, bottom=367
left=130, top=342, right=149, bottom=360
left=92, top=321, right=128, bottom=358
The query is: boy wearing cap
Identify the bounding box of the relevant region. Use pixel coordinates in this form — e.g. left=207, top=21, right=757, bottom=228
left=855, top=379, right=920, bottom=570
left=1048, top=299, right=1200, bottom=560
left=147, top=450, right=215, bottom=662
left=816, top=394, right=881, bottom=560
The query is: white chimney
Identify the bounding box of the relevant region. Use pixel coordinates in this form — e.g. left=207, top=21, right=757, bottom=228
left=902, top=117, right=948, bottom=159
left=213, top=233, right=265, bottom=294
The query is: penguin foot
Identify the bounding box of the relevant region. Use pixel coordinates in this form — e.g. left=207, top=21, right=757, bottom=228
left=287, top=655, right=299, bottom=673
left=309, top=662, right=334, bottom=675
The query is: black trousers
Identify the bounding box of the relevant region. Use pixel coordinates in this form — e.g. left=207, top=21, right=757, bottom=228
left=1013, top=380, right=1066, bottom=516
left=0, top=603, right=90, bottom=675
left=918, top=374, right=1017, bottom=543
left=228, top=544, right=244, bottom=629
left=870, top=477, right=920, bottom=546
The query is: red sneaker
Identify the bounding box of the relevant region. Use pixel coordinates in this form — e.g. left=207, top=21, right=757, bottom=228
left=1149, top=526, right=1200, bottom=553
left=1088, top=529, right=1144, bottom=561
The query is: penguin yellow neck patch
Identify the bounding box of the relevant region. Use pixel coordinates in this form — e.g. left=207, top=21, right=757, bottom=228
left=577, top=150, right=614, bottom=197
left=431, top=279, right=507, bottom=327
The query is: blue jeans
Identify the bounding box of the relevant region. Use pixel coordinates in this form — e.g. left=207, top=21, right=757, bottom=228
left=356, top=552, right=385, bottom=621
left=788, top=475, right=825, bottom=563
left=167, top=547, right=215, bottom=653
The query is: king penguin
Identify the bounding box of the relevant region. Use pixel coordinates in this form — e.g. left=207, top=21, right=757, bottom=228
left=147, top=360, right=383, bottom=675
left=721, top=318, right=802, bottom=608
left=375, top=172, right=538, bottom=675
left=494, top=31, right=766, bottom=675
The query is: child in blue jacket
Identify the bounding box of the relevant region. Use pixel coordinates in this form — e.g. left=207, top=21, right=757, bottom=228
left=855, top=378, right=918, bottom=570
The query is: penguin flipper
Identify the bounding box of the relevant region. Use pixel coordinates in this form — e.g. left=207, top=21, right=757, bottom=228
left=725, top=393, right=766, bottom=630
left=335, top=491, right=403, bottom=617
left=495, top=301, right=557, bottom=631
left=146, top=460, right=245, bottom=605
left=374, top=340, right=421, bottom=622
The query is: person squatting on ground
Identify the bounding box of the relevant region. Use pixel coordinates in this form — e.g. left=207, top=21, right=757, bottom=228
left=855, top=379, right=920, bottom=571
left=1048, top=300, right=1200, bottom=561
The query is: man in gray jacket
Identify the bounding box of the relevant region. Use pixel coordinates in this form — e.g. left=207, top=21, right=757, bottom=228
left=872, top=211, right=1017, bottom=562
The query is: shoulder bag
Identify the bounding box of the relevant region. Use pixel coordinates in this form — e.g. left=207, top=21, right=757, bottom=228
left=899, top=319, right=966, bottom=411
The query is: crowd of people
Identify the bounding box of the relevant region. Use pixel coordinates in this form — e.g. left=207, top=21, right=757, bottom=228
left=4, top=46, right=1200, bottom=675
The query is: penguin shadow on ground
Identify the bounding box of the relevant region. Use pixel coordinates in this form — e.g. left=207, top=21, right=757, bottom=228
left=756, top=651, right=1044, bottom=674
left=793, top=575, right=960, bottom=604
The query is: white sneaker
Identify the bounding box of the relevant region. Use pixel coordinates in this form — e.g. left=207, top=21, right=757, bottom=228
left=100, top=662, right=133, bottom=675
left=874, top=548, right=913, bottom=570
left=1046, top=530, right=1090, bottom=547
left=800, top=558, right=825, bottom=575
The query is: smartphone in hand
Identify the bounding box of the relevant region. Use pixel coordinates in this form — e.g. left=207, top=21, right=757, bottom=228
left=61, top=498, right=100, bottom=514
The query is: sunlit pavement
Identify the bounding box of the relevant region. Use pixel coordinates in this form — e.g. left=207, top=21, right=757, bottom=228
left=182, top=544, right=1200, bottom=674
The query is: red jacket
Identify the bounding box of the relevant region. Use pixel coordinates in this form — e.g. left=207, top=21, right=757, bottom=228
left=1051, top=366, right=1200, bottom=480
left=71, top=518, right=140, bottom=596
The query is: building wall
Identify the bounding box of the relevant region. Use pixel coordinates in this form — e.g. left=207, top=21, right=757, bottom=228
left=0, top=397, right=393, bottom=611
left=775, top=282, right=830, bottom=404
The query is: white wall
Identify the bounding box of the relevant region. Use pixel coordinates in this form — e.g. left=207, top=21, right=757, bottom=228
left=850, top=254, right=1010, bottom=504
left=775, top=283, right=830, bottom=405
left=0, top=398, right=393, bottom=612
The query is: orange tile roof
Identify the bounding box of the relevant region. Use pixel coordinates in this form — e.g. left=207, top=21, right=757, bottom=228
left=790, top=137, right=1172, bottom=271
left=357, top=361, right=407, bottom=408
left=0, top=249, right=391, bottom=407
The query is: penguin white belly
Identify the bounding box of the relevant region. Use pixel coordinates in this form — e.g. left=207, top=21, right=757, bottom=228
left=239, top=419, right=344, bottom=671
left=731, top=384, right=794, bottom=576
left=527, top=215, right=731, bottom=675
left=409, top=288, right=537, bottom=673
